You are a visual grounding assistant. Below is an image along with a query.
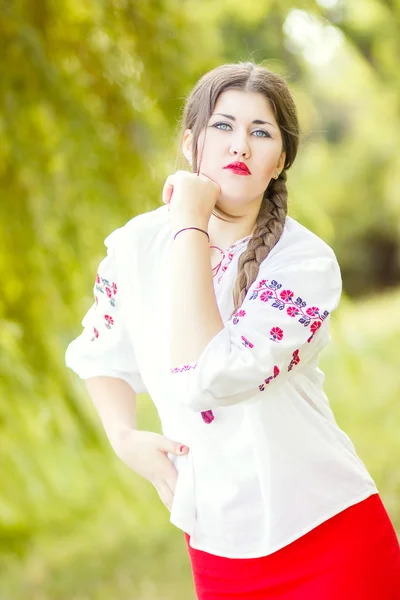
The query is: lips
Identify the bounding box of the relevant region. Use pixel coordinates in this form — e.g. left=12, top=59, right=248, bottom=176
left=224, top=161, right=251, bottom=175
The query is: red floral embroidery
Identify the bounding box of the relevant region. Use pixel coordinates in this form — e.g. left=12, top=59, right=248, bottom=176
left=310, top=320, right=322, bottom=334
left=91, top=272, right=118, bottom=340
left=211, top=247, right=233, bottom=281
left=216, top=253, right=235, bottom=284
left=260, top=290, right=274, bottom=302
left=270, top=326, right=283, bottom=342
left=259, top=365, right=280, bottom=391
left=280, top=289, right=294, bottom=302
left=249, top=278, right=329, bottom=341
left=233, top=309, right=246, bottom=324
left=307, top=320, right=322, bottom=342
left=288, top=349, right=300, bottom=371
left=170, top=362, right=198, bottom=374
left=255, top=279, right=267, bottom=289
left=104, top=315, right=114, bottom=329
left=241, top=335, right=254, bottom=348
left=211, top=237, right=252, bottom=284
left=96, top=275, right=117, bottom=308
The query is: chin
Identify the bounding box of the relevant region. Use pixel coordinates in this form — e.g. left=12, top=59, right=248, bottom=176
left=216, top=193, right=253, bottom=213
left=219, top=187, right=260, bottom=204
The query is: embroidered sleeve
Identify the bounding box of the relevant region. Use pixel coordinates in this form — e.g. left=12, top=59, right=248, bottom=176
left=168, top=255, right=341, bottom=412
left=65, top=231, right=148, bottom=394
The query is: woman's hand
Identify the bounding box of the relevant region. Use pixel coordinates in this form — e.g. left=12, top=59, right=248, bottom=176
left=113, top=428, right=189, bottom=511
left=162, top=170, right=220, bottom=228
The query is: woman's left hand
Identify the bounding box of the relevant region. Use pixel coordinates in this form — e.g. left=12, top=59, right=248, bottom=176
left=162, top=170, right=221, bottom=227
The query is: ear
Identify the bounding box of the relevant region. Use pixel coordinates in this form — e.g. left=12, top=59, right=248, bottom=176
left=182, top=129, right=193, bottom=161
left=277, top=150, right=286, bottom=172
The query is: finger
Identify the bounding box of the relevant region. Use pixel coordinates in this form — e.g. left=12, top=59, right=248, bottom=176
left=163, top=183, right=174, bottom=206
left=161, top=437, right=190, bottom=456
left=155, top=480, right=174, bottom=511
left=162, top=175, right=175, bottom=206
left=165, top=444, right=189, bottom=457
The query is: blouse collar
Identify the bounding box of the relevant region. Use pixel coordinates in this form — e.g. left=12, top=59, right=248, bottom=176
left=211, top=234, right=253, bottom=254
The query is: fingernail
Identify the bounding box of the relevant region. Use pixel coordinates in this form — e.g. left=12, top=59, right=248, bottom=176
left=179, top=445, right=188, bottom=453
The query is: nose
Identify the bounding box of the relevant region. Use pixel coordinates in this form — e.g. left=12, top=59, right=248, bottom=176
left=229, top=133, right=250, bottom=159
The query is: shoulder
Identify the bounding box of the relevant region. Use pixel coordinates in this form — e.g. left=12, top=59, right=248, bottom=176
left=259, top=215, right=342, bottom=287
left=103, top=204, right=170, bottom=251
left=266, top=215, right=339, bottom=267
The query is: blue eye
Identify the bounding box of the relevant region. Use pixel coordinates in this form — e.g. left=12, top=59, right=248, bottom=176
left=254, top=130, right=271, bottom=138
left=213, top=122, right=231, bottom=131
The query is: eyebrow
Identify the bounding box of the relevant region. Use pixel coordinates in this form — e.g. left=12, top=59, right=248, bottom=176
left=211, top=113, right=276, bottom=129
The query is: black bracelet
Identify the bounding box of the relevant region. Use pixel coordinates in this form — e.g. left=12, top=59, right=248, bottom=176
left=173, top=227, right=210, bottom=242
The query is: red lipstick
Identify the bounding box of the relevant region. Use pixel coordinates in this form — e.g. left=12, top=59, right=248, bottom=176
left=223, top=161, right=251, bottom=175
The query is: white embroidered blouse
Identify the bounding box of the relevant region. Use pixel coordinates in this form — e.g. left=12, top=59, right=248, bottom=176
left=65, top=204, right=378, bottom=558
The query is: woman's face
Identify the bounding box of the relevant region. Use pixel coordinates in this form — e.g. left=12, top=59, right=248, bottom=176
left=184, top=89, right=286, bottom=209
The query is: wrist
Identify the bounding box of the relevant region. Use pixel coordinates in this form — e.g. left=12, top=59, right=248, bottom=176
left=171, top=214, right=209, bottom=233
left=173, top=226, right=210, bottom=243
left=109, top=425, right=139, bottom=456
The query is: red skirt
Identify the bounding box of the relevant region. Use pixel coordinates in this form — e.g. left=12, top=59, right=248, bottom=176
left=184, top=493, right=400, bottom=600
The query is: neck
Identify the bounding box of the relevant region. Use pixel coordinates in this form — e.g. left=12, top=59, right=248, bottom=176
left=207, top=207, right=259, bottom=251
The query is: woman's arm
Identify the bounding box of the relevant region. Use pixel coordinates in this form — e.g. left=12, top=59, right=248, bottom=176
left=162, top=170, right=223, bottom=368
left=84, top=376, right=190, bottom=512
left=84, top=376, right=138, bottom=455
left=168, top=254, right=342, bottom=411
left=170, top=218, right=224, bottom=367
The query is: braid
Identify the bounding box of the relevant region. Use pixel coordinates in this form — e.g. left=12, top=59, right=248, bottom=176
left=231, top=170, right=288, bottom=317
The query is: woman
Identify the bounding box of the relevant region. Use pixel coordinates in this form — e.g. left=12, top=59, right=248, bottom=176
left=66, top=62, right=400, bottom=599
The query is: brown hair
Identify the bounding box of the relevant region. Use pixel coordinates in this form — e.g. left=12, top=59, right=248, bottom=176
left=177, top=61, right=300, bottom=316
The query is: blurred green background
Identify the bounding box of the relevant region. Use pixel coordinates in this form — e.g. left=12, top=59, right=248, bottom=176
left=1, top=0, right=399, bottom=598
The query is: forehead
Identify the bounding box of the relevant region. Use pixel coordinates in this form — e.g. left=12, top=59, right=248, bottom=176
left=213, top=89, right=276, bottom=122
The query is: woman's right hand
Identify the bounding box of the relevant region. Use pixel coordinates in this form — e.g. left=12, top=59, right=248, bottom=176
left=113, top=428, right=190, bottom=511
